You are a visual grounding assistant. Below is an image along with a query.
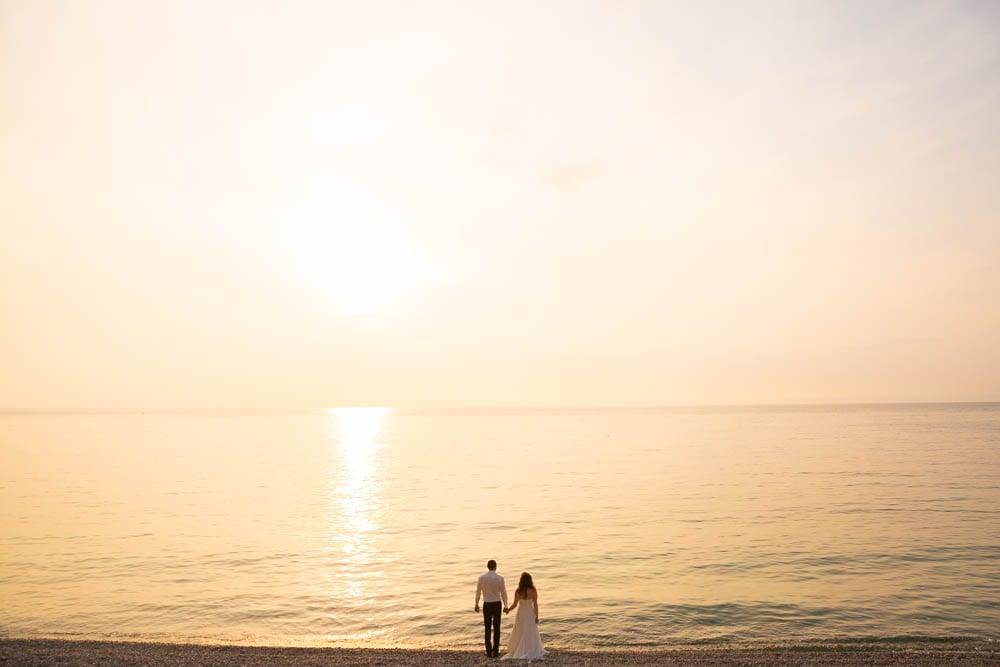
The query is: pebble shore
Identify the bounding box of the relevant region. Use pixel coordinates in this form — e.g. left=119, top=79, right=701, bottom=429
left=2, top=639, right=999, bottom=666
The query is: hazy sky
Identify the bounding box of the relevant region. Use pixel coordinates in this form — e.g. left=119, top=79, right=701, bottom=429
left=2, top=1, right=999, bottom=408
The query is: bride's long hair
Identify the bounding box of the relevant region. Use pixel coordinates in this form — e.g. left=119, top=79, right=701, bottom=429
left=516, top=572, right=535, bottom=596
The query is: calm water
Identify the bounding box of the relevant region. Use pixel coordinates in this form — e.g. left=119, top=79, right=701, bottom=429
left=1, top=405, right=999, bottom=648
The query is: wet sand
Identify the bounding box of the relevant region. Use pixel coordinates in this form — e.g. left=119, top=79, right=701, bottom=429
left=2, top=639, right=998, bottom=666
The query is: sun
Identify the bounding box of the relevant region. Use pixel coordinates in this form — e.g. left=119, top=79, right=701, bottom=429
left=296, top=200, right=426, bottom=314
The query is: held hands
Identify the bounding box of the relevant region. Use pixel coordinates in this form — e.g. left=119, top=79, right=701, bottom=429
left=503, top=607, right=509, bottom=614
left=474, top=606, right=479, bottom=613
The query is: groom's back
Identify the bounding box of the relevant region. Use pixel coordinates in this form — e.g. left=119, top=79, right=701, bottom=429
left=478, top=570, right=505, bottom=601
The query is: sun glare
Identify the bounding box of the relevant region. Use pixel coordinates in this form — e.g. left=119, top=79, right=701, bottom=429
left=296, top=202, right=427, bottom=315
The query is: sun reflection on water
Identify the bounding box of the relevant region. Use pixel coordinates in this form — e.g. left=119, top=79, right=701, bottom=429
left=324, top=408, right=391, bottom=611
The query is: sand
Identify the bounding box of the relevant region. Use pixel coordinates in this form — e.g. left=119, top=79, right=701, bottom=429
left=2, top=639, right=998, bottom=666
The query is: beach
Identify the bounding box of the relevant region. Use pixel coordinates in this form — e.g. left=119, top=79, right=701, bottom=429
left=6, top=0, right=1000, bottom=660
left=2, top=640, right=998, bottom=666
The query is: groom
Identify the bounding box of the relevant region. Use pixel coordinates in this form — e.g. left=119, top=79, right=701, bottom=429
left=474, top=559, right=508, bottom=657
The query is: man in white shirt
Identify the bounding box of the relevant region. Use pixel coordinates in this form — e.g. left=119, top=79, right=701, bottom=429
left=474, top=559, right=509, bottom=657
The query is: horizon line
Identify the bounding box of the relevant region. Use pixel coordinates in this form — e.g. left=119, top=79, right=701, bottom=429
left=2, top=400, right=999, bottom=414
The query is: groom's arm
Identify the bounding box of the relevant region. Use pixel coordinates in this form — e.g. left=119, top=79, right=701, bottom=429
left=474, top=578, right=482, bottom=611
left=500, top=579, right=509, bottom=610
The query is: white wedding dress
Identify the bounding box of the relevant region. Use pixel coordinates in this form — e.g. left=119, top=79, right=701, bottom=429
left=502, top=594, right=546, bottom=660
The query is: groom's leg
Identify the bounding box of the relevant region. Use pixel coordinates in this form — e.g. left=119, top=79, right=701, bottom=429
left=491, top=605, right=501, bottom=655
left=482, top=604, right=492, bottom=653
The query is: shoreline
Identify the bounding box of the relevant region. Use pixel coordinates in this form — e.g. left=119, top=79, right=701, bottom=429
left=2, top=639, right=998, bottom=666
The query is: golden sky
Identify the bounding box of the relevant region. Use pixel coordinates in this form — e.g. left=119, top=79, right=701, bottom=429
left=2, top=1, right=999, bottom=408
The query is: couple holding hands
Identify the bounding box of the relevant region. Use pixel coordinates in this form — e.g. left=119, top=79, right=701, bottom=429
left=474, top=560, right=546, bottom=660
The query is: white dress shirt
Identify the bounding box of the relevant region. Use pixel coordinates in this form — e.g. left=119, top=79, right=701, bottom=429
left=476, top=571, right=508, bottom=607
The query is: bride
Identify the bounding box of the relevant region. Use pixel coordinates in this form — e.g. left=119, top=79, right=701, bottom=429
left=502, top=572, right=546, bottom=660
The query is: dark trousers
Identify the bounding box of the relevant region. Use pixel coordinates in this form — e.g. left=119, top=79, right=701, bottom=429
left=482, top=601, right=502, bottom=654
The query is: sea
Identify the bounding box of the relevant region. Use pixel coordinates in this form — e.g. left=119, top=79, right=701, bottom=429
left=1, top=404, right=998, bottom=649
